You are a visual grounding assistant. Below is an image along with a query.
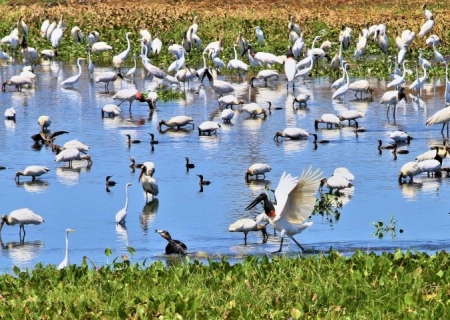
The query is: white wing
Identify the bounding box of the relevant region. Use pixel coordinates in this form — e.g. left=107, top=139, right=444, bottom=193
left=275, top=167, right=322, bottom=224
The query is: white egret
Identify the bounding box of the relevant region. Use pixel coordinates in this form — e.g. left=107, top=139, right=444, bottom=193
left=55, top=148, right=92, bottom=167
left=46, top=18, right=57, bottom=40
left=432, top=42, right=444, bottom=64
left=40, top=16, right=50, bottom=38
left=294, top=55, right=314, bottom=82
left=245, top=163, right=271, bottom=181
left=87, top=46, right=94, bottom=79
left=202, top=69, right=234, bottom=96
left=155, top=230, right=187, bottom=255
left=15, top=166, right=50, bottom=182
left=380, top=87, right=407, bottom=118
left=339, top=25, right=352, bottom=50
left=115, top=183, right=132, bottom=225
left=91, top=41, right=113, bottom=53
left=61, top=58, right=86, bottom=87
left=0, top=208, right=44, bottom=239
left=274, top=128, right=309, bottom=141
left=255, top=26, right=265, bottom=45
left=376, top=29, right=388, bottom=54
left=241, top=103, right=267, bottom=118
left=409, top=63, right=427, bottom=93
left=419, top=17, right=434, bottom=38
left=126, top=55, right=137, bottom=82
left=113, top=32, right=133, bottom=73
left=284, top=46, right=296, bottom=88
left=157, top=116, right=194, bottom=130
left=228, top=219, right=268, bottom=244
left=57, top=228, right=74, bottom=270
left=152, top=32, right=162, bottom=55
left=245, top=167, right=322, bottom=253
left=139, top=28, right=152, bottom=56
left=387, top=60, right=408, bottom=89
left=139, top=166, right=159, bottom=202
left=426, top=106, right=450, bottom=136
left=292, top=33, right=304, bottom=59
left=198, top=121, right=221, bottom=136
left=426, top=34, right=439, bottom=47
left=332, top=63, right=349, bottom=101
left=419, top=48, right=432, bottom=69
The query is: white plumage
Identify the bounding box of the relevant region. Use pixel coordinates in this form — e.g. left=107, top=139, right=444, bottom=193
left=15, top=166, right=50, bottom=182
left=38, top=115, right=51, bottom=131
left=139, top=166, right=159, bottom=202
left=61, top=57, right=85, bottom=87
left=274, top=128, right=309, bottom=141
left=244, top=44, right=283, bottom=67
left=95, top=71, right=122, bottom=92
left=338, top=110, right=365, bottom=125
left=57, top=228, right=74, bottom=270
left=2, top=75, right=33, bottom=92
left=250, top=70, right=279, bottom=86
left=71, top=26, right=83, bottom=43
left=218, top=95, right=243, bottom=109
left=245, top=167, right=322, bottom=252
left=419, top=18, right=434, bottom=38
left=292, top=93, right=310, bottom=108
left=4, top=107, right=15, bottom=120
left=320, top=175, right=352, bottom=193
left=348, top=80, right=373, bottom=98
left=241, top=103, right=267, bottom=118
left=62, top=139, right=90, bottom=152
left=55, top=148, right=92, bottom=167
left=315, top=114, right=340, bottom=129
left=91, top=41, right=113, bottom=53
left=0, top=208, right=44, bottom=238
left=157, top=116, right=194, bottom=130
left=245, top=163, right=271, bottom=180
left=380, top=88, right=407, bottom=118
left=389, top=130, right=412, bottom=143
left=102, top=104, right=121, bottom=117
left=426, top=106, right=450, bottom=135
left=202, top=69, right=234, bottom=95
left=332, top=63, right=349, bottom=101
left=221, top=109, right=234, bottom=122
left=228, top=218, right=267, bottom=244
left=398, top=161, right=422, bottom=183
left=198, top=121, right=221, bottom=135
left=333, top=167, right=355, bottom=181
left=115, top=183, right=132, bottom=225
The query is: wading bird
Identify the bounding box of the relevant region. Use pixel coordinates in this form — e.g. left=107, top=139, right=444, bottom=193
left=101, top=104, right=121, bottom=118
left=38, top=116, right=51, bottom=131
left=398, top=161, right=422, bottom=183
left=221, top=109, right=234, bottom=122
left=250, top=70, right=279, bottom=86
left=0, top=208, right=44, bottom=240
left=55, top=148, right=92, bottom=167
left=245, top=163, right=271, bottom=181
left=61, top=58, right=86, bottom=88
left=228, top=218, right=268, bottom=244
left=202, top=68, right=234, bottom=96
left=274, top=128, right=309, bottom=141
left=380, top=87, right=407, bottom=118
left=95, top=71, right=124, bottom=92
left=245, top=167, right=322, bottom=253
left=139, top=165, right=158, bottom=202
left=57, top=228, right=74, bottom=270
left=15, top=166, right=50, bottom=182
left=426, top=105, right=450, bottom=136
left=155, top=229, right=187, bottom=255
left=115, top=183, right=132, bottom=225
left=113, top=32, right=132, bottom=73
left=198, top=121, right=221, bottom=135
left=157, top=116, right=194, bottom=130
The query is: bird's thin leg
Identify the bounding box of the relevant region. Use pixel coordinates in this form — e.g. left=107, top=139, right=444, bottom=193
left=273, top=237, right=284, bottom=253
left=393, top=103, right=397, bottom=119
left=244, top=233, right=248, bottom=245
left=290, top=236, right=306, bottom=251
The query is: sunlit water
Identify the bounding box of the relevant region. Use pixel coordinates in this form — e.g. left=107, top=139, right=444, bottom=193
left=1, top=59, right=450, bottom=272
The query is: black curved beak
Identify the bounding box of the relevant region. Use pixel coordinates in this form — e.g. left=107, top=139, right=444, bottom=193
left=245, top=194, right=264, bottom=211
left=241, top=46, right=249, bottom=58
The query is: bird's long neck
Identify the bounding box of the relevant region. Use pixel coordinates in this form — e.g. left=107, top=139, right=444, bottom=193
left=124, top=187, right=129, bottom=211
left=65, top=232, right=70, bottom=265
left=262, top=197, right=276, bottom=218
left=125, top=33, right=131, bottom=52
left=77, top=59, right=82, bottom=77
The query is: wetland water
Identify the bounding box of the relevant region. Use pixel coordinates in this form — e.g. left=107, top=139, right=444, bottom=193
left=1, top=59, right=450, bottom=272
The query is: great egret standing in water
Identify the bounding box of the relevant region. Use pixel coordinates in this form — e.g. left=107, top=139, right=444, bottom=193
left=57, top=228, right=74, bottom=269
left=116, top=183, right=132, bottom=225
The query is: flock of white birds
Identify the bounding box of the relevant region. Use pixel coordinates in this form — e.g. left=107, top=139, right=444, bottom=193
left=1, top=3, right=450, bottom=261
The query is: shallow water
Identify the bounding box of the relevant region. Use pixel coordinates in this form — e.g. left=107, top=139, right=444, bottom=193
left=1, top=59, right=449, bottom=272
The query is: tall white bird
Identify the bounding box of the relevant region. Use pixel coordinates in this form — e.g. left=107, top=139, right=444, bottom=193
left=332, top=63, right=349, bottom=101
left=432, top=42, right=444, bottom=64
left=15, top=166, right=50, bottom=182
left=202, top=69, right=234, bottom=96
left=55, top=148, right=92, bottom=167
left=409, top=63, right=427, bottom=93
left=4, top=107, right=15, bottom=120
left=228, top=218, right=268, bottom=244
left=115, top=183, right=132, bottom=225
left=274, top=128, right=309, bottom=141
left=87, top=46, right=94, bottom=79
left=40, top=16, right=50, bottom=38
left=57, top=228, right=74, bottom=270
left=245, top=167, right=322, bottom=253
left=255, top=26, right=265, bottom=45
left=227, top=44, right=249, bottom=74
left=71, top=26, right=83, bottom=43
left=426, top=106, right=450, bottom=136
left=380, top=87, right=407, bottom=118
left=61, top=58, right=86, bottom=87
left=50, top=27, right=65, bottom=49
left=419, top=17, right=434, bottom=38
left=46, top=18, right=57, bottom=40
left=2, top=75, right=33, bottom=92
left=152, top=32, right=162, bottom=55
left=422, top=3, right=433, bottom=20
left=243, top=44, right=283, bottom=67
left=349, top=79, right=373, bottom=99
left=284, top=46, right=296, bottom=88
left=0, top=208, right=44, bottom=239
left=387, top=60, right=408, bottom=89
left=139, top=165, right=159, bottom=202
left=339, top=25, right=352, bottom=50
left=245, top=163, right=272, bottom=181
left=113, top=32, right=132, bottom=73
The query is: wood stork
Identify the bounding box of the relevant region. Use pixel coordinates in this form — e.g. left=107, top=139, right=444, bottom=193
left=274, top=128, right=309, bottom=141
left=40, top=48, right=58, bottom=63
left=389, top=130, right=412, bottom=144
left=333, top=167, right=354, bottom=181
left=235, top=32, right=247, bottom=56
left=4, top=107, right=15, bottom=120
left=228, top=218, right=268, bottom=244
left=0, top=208, right=44, bottom=239
left=348, top=80, right=373, bottom=99
left=202, top=68, right=234, bottom=96
left=115, top=183, right=132, bottom=225
left=380, top=87, right=407, bottom=118
left=139, top=165, right=159, bottom=202
left=339, top=25, right=352, bottom=50
left=198, top=121, right=221, bottom=135
left=245, top=163, right=271, bottom=181
left=71, top=26, right=83, bottom=43
left=113, top=32, right=133, bottom=73
left=38, top=116, right=51, bottom=131
left=218, top=95, right=243, bottom=109
left=241, top=103, right=267, bottom=118
left=426, top=106, right=450, bottom=136
left=338, top=110, right=365, bottom=125
left=185, top=157, right=195, bottom=170
left=245, top=167, right=322, bottom=253
left=354, top=32, right=367, bottom=59
left=292, top=33, right=305, bottom=59
left=319, top=175, right=352, bottom=194
left=221, top=109, right=234, bottom=122
left=15, top=166, right=50, bottom=182
left=376, top=29, right=388, bottom=54
left=398, top=161, right=421, bottom=183
left=332, top=63, right=349, bottom=101
left=284, top=46, right=296, bottom=89
left=139, top=28, right=152, bottom=56
left=242, top=44, right=283, bottom=67
left=2, top=75, right=33, bottom=92
left=314, top=114, right=341, bottom=129
left=57, top=228, right=74, bottom=270
left=417, top=148, right=442, bottom=177
left=182, top=29, right=191, bottom=53
left=61, top=58, right=86, bottom=87
left=292, top=93, right=310, bottom=108
left=197, top=174, right=211, bottom=186
left=415, top=145, right=449, bottom=162
left=422, top=3, right=433, bottom=20
left=157, top=116, right=194, bottom=130
left=101, top=104, right=121, bottom=117
left=95, top=71, right=124, bottom=92
left=55, top=148, right=92, bottom=167
left=288, top=15, right=302, bottom=35
left=155, top=230, right=187, bottom=255
left=61, top=139, right=89, bottom=152
left=40, top=16, right=50, bottom=38
left=50, top=27, right=65, bottom=49
left=250, top=70, right=279, bottom=86
left=91, top=41, right=113, bottom=53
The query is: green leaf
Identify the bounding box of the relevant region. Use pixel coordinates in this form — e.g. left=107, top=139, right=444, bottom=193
left=104, top=248, right=112, bottom=257
left=12, top=266, right=21, bottom=275
left=404, top=293, right=414, bottom=306
left=436, top=270, right=444, bottom=278
left=127, top=246, right=136, bottom=256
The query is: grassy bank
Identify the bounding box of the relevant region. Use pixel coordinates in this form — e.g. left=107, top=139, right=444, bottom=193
left=1, top=250, right=450, bottom=318
left=0, top=0, right=449, bottom=78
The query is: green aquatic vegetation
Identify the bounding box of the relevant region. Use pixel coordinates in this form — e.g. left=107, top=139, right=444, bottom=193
left=373, top=214, right=404, bottom=239
left=155, top=87, right=186, bottom=102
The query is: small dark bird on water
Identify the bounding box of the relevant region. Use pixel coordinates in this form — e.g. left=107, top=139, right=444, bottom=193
left=185, top=157, right=195, bottom=170
left=155, top=229, right=187, bottom=255
left=129, top=157, right=143, bottom=169
left=149, top=133, right=159, bottom=145
left=106, top=175, right=117, bottom=187
left=126, top=134, right=141, bottom=145
left=197, top=174, right=211, bottom=185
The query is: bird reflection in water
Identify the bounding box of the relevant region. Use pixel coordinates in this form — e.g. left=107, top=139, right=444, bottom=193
left=140, top=199, right=159, bottom=234
left=15, top=179, right=49, bottom=193
left=0, top=238, right=43, bottom=268
left=115, top=223, right=129, bottom=248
